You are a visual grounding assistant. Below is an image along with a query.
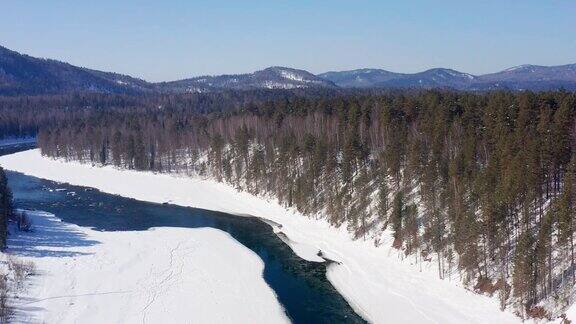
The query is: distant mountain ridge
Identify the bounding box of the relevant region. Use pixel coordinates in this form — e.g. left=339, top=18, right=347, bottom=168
left=0, top=45, right=334, bottom=95
left=0, top=46, right=153, bottom=95
left=156, top=66, right=336, bottom=93
left=1, top=44, right=575, bottom=95
left=319, top=64, right=576, bottom=91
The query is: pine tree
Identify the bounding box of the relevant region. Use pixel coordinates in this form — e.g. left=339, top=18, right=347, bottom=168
left=0, top=167, right=12, bottom=250
left=558, top=155, right=576, bottom=284
left=512, top=231, right=536, bottom=314
left=391, top=191, right=405, bottom=248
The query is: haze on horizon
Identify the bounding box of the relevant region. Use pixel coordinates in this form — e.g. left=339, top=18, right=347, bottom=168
left=1, top=0, right=575, bottom=82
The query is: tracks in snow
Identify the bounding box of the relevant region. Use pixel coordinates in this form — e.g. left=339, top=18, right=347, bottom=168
left=140, top=240, right=195, bottom=324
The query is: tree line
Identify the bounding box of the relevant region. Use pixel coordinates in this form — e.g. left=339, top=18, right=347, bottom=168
left=7, top=89, right=576, bottom=317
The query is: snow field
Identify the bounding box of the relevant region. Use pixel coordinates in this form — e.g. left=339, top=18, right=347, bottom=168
left=3, top=210, right=288, bottom=324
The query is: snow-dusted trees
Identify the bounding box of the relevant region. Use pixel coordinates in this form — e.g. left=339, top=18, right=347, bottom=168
left=0, top=167, right=12, bottom=250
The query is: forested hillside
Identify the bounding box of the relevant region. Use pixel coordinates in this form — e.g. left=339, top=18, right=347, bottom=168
left=0, top=45, right=152, bottom=95
left=9, top=90, right=576, bottom=318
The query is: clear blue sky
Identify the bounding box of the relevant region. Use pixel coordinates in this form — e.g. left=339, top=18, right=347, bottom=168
left=1, top=0, right=575, bottom=82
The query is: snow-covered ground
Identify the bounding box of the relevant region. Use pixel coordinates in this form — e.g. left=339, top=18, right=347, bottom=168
left=3, top=210, right=288, bottom=324
left=0, top=150, right=524, bottom=323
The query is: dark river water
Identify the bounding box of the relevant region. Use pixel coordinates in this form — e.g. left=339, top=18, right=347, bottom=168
left=1, top=145, right=366, bottom=324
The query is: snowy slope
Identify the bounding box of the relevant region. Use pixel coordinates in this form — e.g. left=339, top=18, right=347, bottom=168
left=0, top=150, right=524, bottom=323
left=3, top=210, right=288, bottom=324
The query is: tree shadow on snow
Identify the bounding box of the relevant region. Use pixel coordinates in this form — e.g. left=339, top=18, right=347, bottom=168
left=10, top=291, right=133, bottom=323
left=9, top=303, right=46, bottom=324
left=6, top=215, right=100, bottom=258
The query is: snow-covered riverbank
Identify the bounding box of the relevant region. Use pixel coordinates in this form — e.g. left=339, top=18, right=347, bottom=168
left=3, top=210, right=288, bottom=323
left=0, top=149, right=523, bottom=323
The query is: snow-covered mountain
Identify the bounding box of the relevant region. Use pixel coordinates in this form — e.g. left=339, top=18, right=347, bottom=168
left=319, top=68, right=477, bottom=89
left=156, top=66, right=337, bottom=93
left=378, top=68, right=476, bottom=89
left=0, top=46, right=335, bottom=95
left=318, top=69, right=404, bottom=88
left=2, top=44, right=576, bottom=95
left=471, top=63, right=576, bottom=90
left=319, top=65, right=576, bottom=91
left=481, top=63, right=576, bottom=82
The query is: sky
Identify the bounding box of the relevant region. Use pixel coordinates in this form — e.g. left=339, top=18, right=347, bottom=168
left=1, top=0, right=575, bottom=82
